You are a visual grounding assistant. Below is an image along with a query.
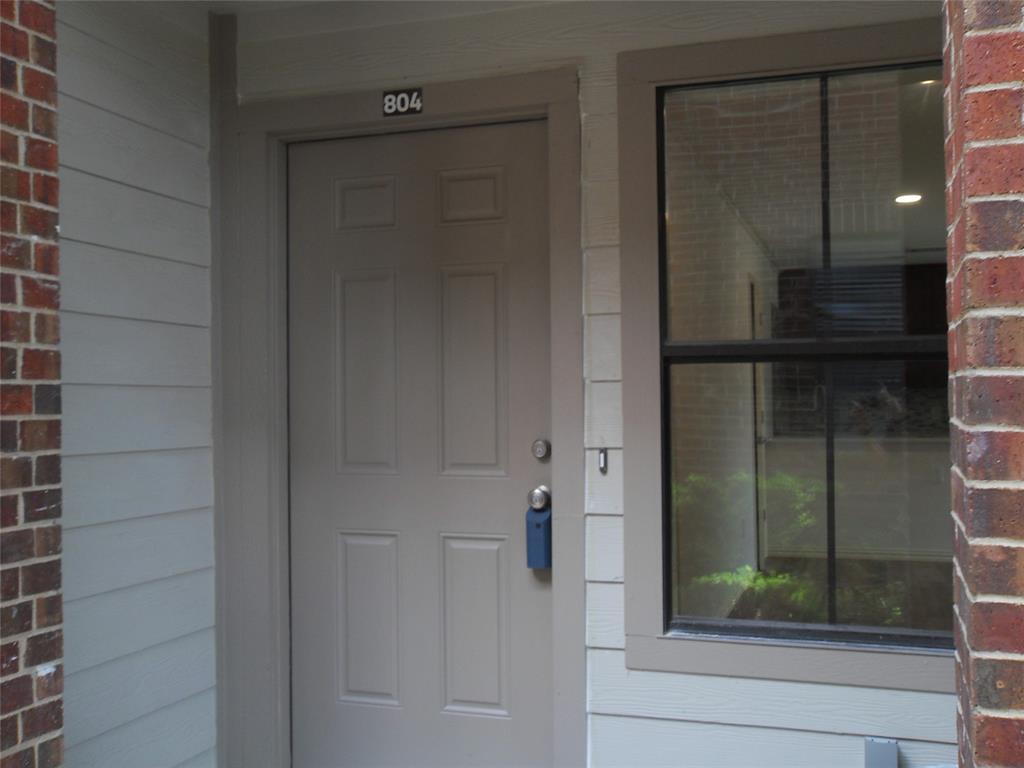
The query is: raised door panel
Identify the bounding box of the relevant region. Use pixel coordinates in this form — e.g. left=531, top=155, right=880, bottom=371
left=441, top=534, right=509, bottom=716
left=439, top=265, right=507, bottom=476
left=337, top=531, right=400, bottom=705
left=334, top=270, right=398, bottom=474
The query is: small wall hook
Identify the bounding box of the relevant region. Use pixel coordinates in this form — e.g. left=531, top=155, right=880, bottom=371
left=598, top=448, right=608, bottom=475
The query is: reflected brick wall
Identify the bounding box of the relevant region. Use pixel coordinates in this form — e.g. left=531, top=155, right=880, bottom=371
left=944, top=1, right=1024, bottom=766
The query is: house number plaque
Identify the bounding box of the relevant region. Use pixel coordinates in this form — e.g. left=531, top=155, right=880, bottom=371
left=382, top=88, right=423, bottom=116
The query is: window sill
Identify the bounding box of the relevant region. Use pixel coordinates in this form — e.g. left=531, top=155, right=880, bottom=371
left=624, top=631, right=954, bottom=693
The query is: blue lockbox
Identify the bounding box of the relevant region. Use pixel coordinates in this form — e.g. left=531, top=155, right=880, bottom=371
left=526, top=506, right=552, bottom=569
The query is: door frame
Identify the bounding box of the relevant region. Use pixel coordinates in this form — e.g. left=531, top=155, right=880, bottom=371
left=212, top=16, right=585, bottom=768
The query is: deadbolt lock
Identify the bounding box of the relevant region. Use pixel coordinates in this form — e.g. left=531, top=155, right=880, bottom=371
left=531, top=439, right=551, bottom=460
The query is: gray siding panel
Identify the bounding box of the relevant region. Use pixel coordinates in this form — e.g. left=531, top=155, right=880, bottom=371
left=63, top=689, right=216, bottom=768
left=57, top=21, right=208, bottom=146
left=65, top=629, right=216, bottom=746
left=57, top=1, right=207, bottom=91
left=63, top=569, right=215, bottom=674
left=57, top=2, right=214, bottom=765
left=63, top=385, right=212, bottom=456
left=173, top=748, right=217, bottom=768
left=62, top=313, right=211, bottom=387
left=63, top=448, right=213, bottom=529
left=61, top=241, right=210, bottom=327
left=59, top=96, right=210, bottom=205
left=589, top=714, right=957, bottom=768
left=62, top=508, right=214, bottom=602
left=59, top=168, right=210, bottom=266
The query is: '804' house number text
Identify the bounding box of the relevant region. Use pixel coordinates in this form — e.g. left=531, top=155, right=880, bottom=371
left=383, top=88, right=423, bottom=116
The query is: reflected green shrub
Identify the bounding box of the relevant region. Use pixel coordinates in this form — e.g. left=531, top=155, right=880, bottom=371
left=673, top=471, right=919, bottom=626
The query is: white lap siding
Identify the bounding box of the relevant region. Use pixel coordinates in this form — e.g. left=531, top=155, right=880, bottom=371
left=234, top=2, right=956, bottom=765
left=56, top=3, right=214, bottom=767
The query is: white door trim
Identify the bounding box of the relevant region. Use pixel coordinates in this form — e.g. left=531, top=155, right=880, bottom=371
left=211, top=15, right=585, bottom=767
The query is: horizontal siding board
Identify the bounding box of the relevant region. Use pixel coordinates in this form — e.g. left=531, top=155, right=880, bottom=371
left=585, top=448, right=623, bottom=516
left=142, top=2, right=211, bottom=41
left=589, top=714, right=957, bottom=768
left=584, top=314, right=622, bottom=381
left=172, top=749, right=217, bottom=768
left=586, top=582, right=625, bottom=649
left=60, top=96, right=209, bottom=205
left=588, top=649, right=955, bottom=744
left=57, top=4, right=216, bottom=763
left=585, top=516, right=624, bottom=583
left=59, top=168, right=210, bottom=266
left=63, top=688, right=216, bottom=768
left=582, top=112, right=618, bottom=184
left=57, top=22, right=208, bottom=146
left=60, top=240, right=210, bottom=327
left=63, top=448, right=213, bottom=529
left=238, top=2, right=538, bottom=43
left=62, top=313, right=211, bottom=387
left=584, top=381, right=622, bottom=448
left=584, top=246, right=621, bottom=315
left=65, top=629, right=216, bottom=746
left=63, top=385, right=211, bottom=456
left=64, top=568, right=215, bottom=674
left=56, top=1, right=207, bottom=88
left=583, top=179, right=619, bottom=248
left=63, top=508, right=214, bottom=601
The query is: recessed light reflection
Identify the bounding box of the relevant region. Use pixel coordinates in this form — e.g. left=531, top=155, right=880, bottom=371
left=895, top=193, right=923, bottom=205
left=919, top=80, right=938, bottom=85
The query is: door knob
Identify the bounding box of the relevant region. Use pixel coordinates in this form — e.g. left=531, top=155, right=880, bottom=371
left=528, top=485, right=551, bottom=511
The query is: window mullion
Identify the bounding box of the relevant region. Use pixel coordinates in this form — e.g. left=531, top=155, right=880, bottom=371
left=824, top=362, right=837, bottom=625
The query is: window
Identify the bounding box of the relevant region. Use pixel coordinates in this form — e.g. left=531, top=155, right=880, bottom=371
left=659, top=64, right=950, bottom=646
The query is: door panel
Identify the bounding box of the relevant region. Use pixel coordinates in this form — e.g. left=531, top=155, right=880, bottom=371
left=289, top=121, right=551, bottom=768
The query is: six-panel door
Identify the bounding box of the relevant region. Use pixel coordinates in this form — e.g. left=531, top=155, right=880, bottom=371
left=288, top=121, right=553, bottom=767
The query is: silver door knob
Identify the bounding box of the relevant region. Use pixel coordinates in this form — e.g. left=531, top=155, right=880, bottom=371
left=528, top=485, right=551, bottom=510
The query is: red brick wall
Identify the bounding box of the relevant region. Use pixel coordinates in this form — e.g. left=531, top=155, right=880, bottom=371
left=945, top=1, right=1024, bottom=766
left=1, top=0, right=63, bottom=765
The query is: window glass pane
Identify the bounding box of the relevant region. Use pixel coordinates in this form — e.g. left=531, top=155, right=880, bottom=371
left=834, top=359, right=951, bottom=634
left=669, top=363, right=828, bottom=624
left=662, top=65, right=946, bottom=343
left=663, top=78, right=822, bottom=342
left=662, top=63, right=950, bottom=644
left=825, top=64, right=946, bottom=336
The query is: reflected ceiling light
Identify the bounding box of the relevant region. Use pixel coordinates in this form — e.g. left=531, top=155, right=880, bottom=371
left=919, top=79, right=938, bottom=85
left=895, top=193, right=923, bottom=204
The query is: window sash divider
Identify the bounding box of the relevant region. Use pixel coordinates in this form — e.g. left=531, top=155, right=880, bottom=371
left=661, top=335, right=947, bottom=364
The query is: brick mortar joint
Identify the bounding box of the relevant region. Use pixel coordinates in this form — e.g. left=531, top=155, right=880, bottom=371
left=954, top=560, right=1024, bottom=606
left=951, top=308, right=1024, bottom=325
left=972, top=707, right=1024, bottom=719
left=951, top=420, right=1024, bottom=434
left=951, top=465, right=1024, bottom=490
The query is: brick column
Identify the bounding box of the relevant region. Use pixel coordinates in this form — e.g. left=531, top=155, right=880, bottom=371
left=945, top=1, right=1024, bottom=767
left=1, top=0, right=63, bottom=766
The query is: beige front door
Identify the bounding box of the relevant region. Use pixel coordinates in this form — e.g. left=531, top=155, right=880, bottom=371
left=288, top=120, right=552, bottom=767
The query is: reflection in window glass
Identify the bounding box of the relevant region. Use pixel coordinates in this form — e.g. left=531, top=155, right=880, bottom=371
left=670, top=363, right=828, bottom=625
left=663, top=78, right=822, bottom=342
left=661, top=64, right=950, bottom=642
left=670, top=360, right=952, bottom=634
left=663, top=64, right=946, bottom=343
left=834, top=360, right=951, bottom=632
